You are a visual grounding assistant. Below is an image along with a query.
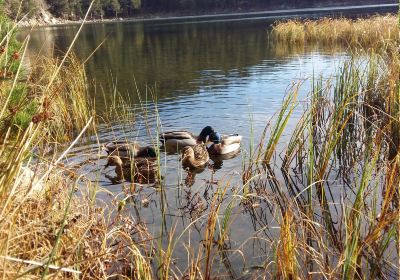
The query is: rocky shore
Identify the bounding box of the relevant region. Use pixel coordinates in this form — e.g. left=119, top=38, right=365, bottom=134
left=17, top=8, right=69, bottom=27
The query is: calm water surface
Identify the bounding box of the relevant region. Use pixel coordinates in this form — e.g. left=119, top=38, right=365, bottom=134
left=25, top=19, right=347, bottom=277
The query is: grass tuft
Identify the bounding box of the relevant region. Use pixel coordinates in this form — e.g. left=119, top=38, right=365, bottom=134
left=272, top=15, right=399, bottom=50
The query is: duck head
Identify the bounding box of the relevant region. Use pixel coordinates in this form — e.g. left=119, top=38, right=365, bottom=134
left=137, top=146, right=157, bottom=158
left=197, top=126, right=216, bottom=143
left=147, top=147, right=158, bottom=158
left=104, top=155, right=123, bottom=169
left=210, top=132, right=222, bottom=144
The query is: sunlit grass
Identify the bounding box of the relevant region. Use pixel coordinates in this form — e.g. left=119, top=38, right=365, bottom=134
left=242, top=43, right=400, bottom=278
left=272, top=15, right=399, bottom=50
left=1, top=5, right=400, bottom=280
left=0, top=5, right=154, bottom=279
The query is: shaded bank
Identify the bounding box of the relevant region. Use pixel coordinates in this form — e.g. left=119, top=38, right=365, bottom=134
left=19, top=3, right=399, bottom=27
left=10, top=0, right=398, bottom=21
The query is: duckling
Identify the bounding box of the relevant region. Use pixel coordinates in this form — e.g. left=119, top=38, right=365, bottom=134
left=160, top=126, right=217, bottom=150
left=180, top=144, right=210, bottom=169
left=104, top=141, right=157, bottom=160
left=207, top=133, right=242, bottom=155
left=105, top=155, right=158, bottom=184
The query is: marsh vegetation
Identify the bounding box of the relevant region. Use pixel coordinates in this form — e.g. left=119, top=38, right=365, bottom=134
left=272, top=14, right=399, bottom=49
left=1, top=10, right=400, bottom=280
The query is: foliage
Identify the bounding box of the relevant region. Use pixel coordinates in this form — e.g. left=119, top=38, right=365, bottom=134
left=45, top=0, right=143, bottom=18
left=6, top=0, right=396, bottom=20
left=4, top=0, right=41, bottom=19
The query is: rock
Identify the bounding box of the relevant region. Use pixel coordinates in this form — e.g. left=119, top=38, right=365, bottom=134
left=14, top=166, right=45, bottom=197
left=17, top=8, right=64, bottom=27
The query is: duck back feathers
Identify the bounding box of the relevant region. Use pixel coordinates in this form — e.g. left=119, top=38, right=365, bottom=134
left=159, top=126, right=217, bottom=150
left=208, top=134, right=242, bottom=155
left=104, top=141, right=157, bottom=159
left=181, top=144, right=209, bottom=169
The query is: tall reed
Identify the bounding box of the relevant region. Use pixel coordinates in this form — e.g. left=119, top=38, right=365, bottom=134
left=3, top=5, right=400, bottom=280
left=242, top=44, right=400, bottom=278
left=272, top=15, right=399, bottom=50
left=0, top=7, right=155, bottom=279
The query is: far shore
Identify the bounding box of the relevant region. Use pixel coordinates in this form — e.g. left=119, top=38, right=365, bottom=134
left=19, top=3, right=398, bottom=28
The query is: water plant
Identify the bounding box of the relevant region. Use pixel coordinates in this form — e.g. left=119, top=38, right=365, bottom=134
left=272, top=15, right=399, bottom=50
left=241, top=44, right=400, bottom=278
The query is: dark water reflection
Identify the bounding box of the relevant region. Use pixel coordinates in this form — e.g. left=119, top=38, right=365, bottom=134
left=23, top=19, right=348, bottom=277
left=23, top=20, right=344, bottom=105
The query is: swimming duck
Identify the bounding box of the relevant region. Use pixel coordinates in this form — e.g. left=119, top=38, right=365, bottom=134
left=180, top=144, right=210, bottom=169
left=104, top=141, right=157, bottom=160
left=207, top=133, right=242, bottom=155
left=159, top=126, right=218, bottom=150
left=105, top=155, right=158, bottom=184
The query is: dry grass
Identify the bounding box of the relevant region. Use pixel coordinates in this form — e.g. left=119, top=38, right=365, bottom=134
left=272, top=15, right=399, bottom=49
left=0, top=10, right=154, bottom=279
left=0, top=169, right=154, bottom=279
left=241, top=43, right=400, bottom=278
left=1, top=6, right=400, bottom=280
left=27, top=55, right=94, bottom=141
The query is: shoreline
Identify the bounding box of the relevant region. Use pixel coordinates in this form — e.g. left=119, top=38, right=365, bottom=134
left=19, top=3, right=398, bottom=28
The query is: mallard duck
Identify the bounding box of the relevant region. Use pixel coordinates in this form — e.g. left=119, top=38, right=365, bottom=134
left=104, top=141, right=157, bottom=160
left=207, top=133, right=242, bottom=155
left=180, top=144, right=210, bottom=169
left=105, top=155, right=158, bottom=184
left=159, top=126, right=218, bottom=150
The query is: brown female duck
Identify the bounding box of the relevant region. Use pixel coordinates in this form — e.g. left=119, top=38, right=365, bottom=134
left=105, top=155, right=158, bottom=184
left=180, top=143, right=210, bottom=169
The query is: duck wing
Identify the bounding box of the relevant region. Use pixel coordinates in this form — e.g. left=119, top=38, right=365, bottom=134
left=104, top=141, right=121, bottom=153
left=159, top=130, right=195, bottom=141
left=192, top=144, right=210, bottom=162
left=119, top=158, right=157, bottom=173
left=104, top=141, right=136, bottom=153
left=134, top=157, right=157, bottom=166
left=135, top=146, right=157, bottom=158
left=104, top=141, right=139, bottom=160
left=221, top=134, right=242, bottom=145
left=133, top=158, right=158, bottom=184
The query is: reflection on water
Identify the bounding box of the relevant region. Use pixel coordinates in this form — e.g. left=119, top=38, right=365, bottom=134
left=23, top=19, right=348, bottom=276
left=22, top=20, right=345, bottom=107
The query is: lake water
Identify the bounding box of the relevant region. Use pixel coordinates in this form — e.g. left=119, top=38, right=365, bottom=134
left=24, top=19, right=348, bottom=277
